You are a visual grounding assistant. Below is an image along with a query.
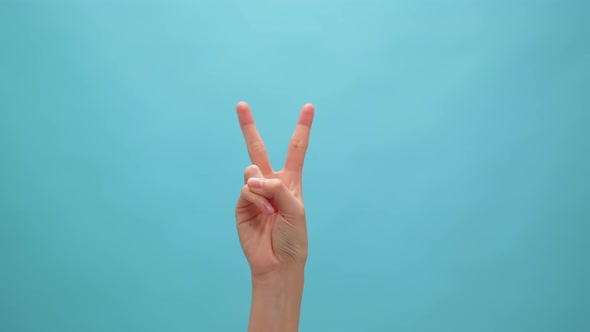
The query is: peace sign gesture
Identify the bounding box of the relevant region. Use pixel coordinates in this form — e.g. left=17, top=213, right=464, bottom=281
left=234, top=101, right=315, bottom=277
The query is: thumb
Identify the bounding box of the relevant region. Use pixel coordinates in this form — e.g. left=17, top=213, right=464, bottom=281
left=246, top=178, right=303, bottom=219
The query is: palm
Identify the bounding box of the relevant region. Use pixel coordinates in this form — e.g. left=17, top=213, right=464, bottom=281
left=234, top=102, right=314, bottom=275
left=236, top=171, right=301, bottom=272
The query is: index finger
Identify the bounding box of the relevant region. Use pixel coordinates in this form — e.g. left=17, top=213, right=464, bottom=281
left=284, top=103, right=315, bottom=174
left=236, top=102, right=273, bottom=175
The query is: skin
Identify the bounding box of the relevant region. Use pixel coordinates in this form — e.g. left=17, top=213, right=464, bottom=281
left=234, top=101, right=315, bottom=332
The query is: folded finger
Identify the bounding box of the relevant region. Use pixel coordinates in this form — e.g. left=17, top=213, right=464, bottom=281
left=238, top=184, right=276, bottom=214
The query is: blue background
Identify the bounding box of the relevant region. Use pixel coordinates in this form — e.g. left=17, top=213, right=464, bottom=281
left=1, top=1, right=589, bottom=331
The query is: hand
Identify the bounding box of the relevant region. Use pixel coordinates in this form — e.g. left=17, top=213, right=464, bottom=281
left=235, top=101, right=315, bottom=279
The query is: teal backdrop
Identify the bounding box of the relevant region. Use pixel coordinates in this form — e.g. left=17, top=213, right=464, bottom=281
left=1, top=1, right=588, bottom=331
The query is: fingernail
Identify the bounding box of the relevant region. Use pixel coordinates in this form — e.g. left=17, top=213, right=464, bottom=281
left=249, top=178, right=264, bottom=188
left=263, top=201, right=275, bottom=214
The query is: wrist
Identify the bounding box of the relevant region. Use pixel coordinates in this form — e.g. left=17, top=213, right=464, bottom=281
left=248, top=267, right=305, bottom=332
left=252, top=265, right=305, bottom=289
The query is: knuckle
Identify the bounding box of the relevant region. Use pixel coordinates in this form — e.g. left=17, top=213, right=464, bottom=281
left=244, top=164, right=258, bottom=177
left=241, top=184, right=250, bottom=195
left=248, top=140, right=266, bottom=153
left=289, top=138, right=308, bottom=150
left=269, top=178, right=283, bottom=189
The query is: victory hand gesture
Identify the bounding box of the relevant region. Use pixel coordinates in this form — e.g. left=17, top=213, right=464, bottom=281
left=235, top=102, right=315, bottom=278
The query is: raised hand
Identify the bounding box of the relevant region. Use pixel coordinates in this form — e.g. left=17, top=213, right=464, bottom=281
left=235, top=101, right=315, bottom=278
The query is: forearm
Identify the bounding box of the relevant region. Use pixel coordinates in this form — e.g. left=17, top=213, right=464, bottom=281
left=248, top=268, right=305, bottom=332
